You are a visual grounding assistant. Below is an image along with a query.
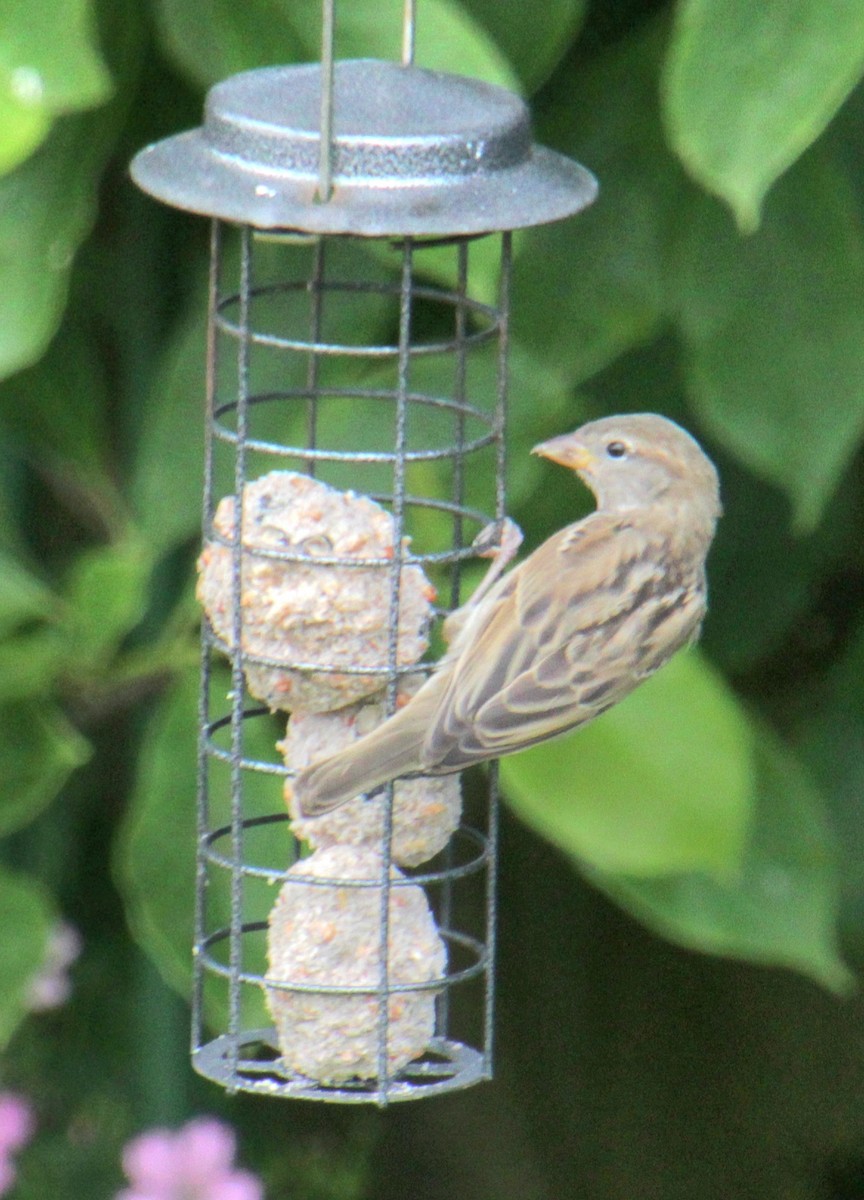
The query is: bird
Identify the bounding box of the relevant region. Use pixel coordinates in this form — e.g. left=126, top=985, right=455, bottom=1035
left=293, top=413, right=721, bottom=817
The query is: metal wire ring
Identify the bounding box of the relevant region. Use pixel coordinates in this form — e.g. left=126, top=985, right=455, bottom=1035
left=214, top=278, right=500, bottom=358
left=197, top=924, right=487, bottom=993
left=201, top=818, right=489, bottom=887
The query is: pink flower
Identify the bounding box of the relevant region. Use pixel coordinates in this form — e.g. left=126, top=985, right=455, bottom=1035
left=0, top=1093, right=35, bottom=1196
left=116, top=1117, right=263, bottom=1200
left=27, top=922, right=82, bottom=1011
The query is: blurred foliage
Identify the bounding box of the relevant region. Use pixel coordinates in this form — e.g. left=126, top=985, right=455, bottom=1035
left=2, top=0, right=864, bottom=1197
left=502, top=651, right=756, bottom=879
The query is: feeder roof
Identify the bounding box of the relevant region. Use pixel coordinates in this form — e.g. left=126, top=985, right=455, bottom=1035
left=130, top=59, right=597, bottom=236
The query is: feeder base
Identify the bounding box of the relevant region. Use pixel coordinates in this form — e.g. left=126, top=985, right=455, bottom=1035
left=193, top=1028, right=489, bottom=1104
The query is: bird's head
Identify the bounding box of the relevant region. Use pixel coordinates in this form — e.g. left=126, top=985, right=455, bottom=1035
left=532, top=413, right=721, bottom=527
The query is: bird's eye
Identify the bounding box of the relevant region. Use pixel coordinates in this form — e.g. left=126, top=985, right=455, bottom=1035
left=606, top=441, right=628, bottom=459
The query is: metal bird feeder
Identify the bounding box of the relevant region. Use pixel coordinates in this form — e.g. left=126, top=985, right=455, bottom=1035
left=131, top=0, right=596, bottom=1105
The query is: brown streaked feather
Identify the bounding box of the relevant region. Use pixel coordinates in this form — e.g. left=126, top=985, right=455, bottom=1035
left=422, top=511, right=705, bottom=769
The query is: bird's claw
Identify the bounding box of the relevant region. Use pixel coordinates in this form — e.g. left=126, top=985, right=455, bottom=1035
left=443, top=519, right=524, bottom=637
left=470, top=517, right=523, bottom=562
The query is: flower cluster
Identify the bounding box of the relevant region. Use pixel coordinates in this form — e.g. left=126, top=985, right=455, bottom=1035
left=0, top=1093, right=35, bottom=1196
left=116, top=1117, right=262, bottom=1200
left=27, top=921, right=82, bottom=1011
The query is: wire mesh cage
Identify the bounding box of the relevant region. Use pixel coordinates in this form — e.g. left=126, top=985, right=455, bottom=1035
left=131, top=1, right=596, bottom=1105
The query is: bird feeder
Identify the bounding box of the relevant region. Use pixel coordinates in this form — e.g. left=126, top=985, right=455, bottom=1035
left=131, top=0, right=596, bottom=1104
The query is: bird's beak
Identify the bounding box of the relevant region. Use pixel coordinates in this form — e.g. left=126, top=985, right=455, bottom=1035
left=532, top=434, right=595, bottom=472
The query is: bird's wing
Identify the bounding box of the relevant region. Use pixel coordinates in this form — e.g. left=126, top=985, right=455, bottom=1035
left=421, top=513, right=705, bottom=770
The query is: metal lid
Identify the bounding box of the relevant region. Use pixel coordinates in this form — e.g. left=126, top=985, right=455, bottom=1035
left=130, top=59, right=597, bottom=236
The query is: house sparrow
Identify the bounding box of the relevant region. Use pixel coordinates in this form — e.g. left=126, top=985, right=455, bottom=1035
left=293, top=413, right=721, bottom=817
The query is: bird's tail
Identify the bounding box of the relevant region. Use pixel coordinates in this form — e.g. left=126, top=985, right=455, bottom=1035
left=291, top=701, right=431, bottom=817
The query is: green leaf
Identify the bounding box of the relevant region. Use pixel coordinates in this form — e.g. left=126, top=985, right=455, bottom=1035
left=114, top=672, right=199, bottom=998
left=0, top=0, right=113, bottom=177
left=152, top=0, right=296, bottom=89
left=0, top=866, right=54, bottom=1048
left=0, top=113, right=117, bottom=380
left=0, top=0, right=144, bottom=376
left=129, top=294, right=207, bottom=552
left=585, top=726, right=852, bottom=993
left=413, top=0, right=518, bottom=90
left=462, top=0, right=587, bottom=92
left=0, top=549, right=54, bottom=637
left=0, top=87, right=51, bottom=177
left=512, top=17, right=679, bottom=386
left=672, top=148, right=864, bottom=531
left=663, top=0, right=864, bottom=230
left=501, top=651, right=755, bottom=877
left=0, top=631, right=65, bottom=703
left=0, top=0, right=113, bottom=110
left=0, top=700, right=91, bottom=837
left=155, top=0, right=516, bottom=92
left=0, top=527, right=65, bottom=707
left=61, top=538, right=153, bottom=668
left=0, top=316, right=128, bottom=538
left=116, top=668, right=293, bottom=1032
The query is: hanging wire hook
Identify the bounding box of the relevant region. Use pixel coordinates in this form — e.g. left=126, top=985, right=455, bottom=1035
left=402, top=0, right=416, bottom=67
left=317, top=0, right=336, bottom=202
